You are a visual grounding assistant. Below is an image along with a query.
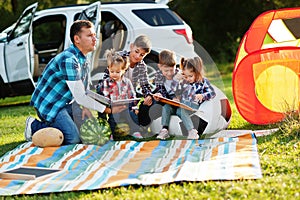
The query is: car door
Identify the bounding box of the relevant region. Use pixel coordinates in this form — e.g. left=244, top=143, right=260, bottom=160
left=4, top=2, right=37, bottom=83
left=77, top=1, right=101, bottom=74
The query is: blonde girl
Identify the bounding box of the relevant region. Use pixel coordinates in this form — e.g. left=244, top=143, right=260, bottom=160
left=97, top=49, right=141, bottom=137
left=180, top=56, right=216, bottom=108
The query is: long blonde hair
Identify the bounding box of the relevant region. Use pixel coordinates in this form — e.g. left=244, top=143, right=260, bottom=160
left=180, top=56, right=204, bottom=81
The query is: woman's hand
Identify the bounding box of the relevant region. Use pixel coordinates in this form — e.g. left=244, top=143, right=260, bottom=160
left=143, top=95, right=153, bottom=106
left=112, top=105, right=127, bottom=113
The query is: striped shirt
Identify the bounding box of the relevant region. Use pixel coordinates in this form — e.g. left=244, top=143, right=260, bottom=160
left=30, top=44, right=89, bottom=122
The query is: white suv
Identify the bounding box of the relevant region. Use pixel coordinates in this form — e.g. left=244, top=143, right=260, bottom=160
left=0, top=1, right=196, bottom=98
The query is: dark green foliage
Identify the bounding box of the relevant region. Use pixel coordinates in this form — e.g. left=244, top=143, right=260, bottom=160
left=169, top=0, right=300, bottom=62
left=1, top=0, right=300, bottom=69
left=0, top=0, right=78, bottom=32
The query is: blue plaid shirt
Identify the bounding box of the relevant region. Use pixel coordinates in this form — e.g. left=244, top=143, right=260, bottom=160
left=30, top=44, right=89, bottom=122
left=181, top=78, right=216, bottom=109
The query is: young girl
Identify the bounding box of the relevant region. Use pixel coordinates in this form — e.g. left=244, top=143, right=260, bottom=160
left=157, top=56, right=216, bottom=140
left=180, top=57, right=216, bottom=110
left=96, top=49, right=140, bottom=137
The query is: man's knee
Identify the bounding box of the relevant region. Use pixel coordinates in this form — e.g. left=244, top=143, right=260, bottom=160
left=63, top=133, right=81, bottom=145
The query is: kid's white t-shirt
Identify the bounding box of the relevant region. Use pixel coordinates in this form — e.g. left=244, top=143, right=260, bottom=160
left=164, top=79, right=173, bottom=95
left=125, top=67, right=134, bottom=80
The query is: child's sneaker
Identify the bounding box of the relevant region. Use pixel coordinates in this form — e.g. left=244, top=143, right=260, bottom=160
left=109, top=134, right=114, bottom=140
left=24, top=116, right=35, bottom=141
left=157, top=128, right=170, bottom=140
left=187, top=129, right=199, bottom=140
left=132, top=132, right=143, bottom=139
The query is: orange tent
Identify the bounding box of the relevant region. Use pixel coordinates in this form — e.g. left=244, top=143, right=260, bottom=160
left=233, top=7, right=300, bottom=124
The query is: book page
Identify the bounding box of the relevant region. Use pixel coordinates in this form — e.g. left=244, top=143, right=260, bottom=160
left=152, top=94, right=196, bottom=112
left=85, top=89, right=140, bottom=107
left=86, top=90, right=110, bottom=106
left=111, top=98, right=141, bottom=106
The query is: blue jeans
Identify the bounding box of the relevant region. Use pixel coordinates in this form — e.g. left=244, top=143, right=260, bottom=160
left=161, top=104, right=194, bottom=131
left=108, top=108, right=140, bottom=134
left=31, top=103, right=81, bottom=145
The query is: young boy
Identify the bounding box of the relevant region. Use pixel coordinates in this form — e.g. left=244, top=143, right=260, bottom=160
left=153, top=49, right=179, bottom=100
left=153, top=50, right=200, bottom=140
left=98, top=35, right=153, bottom=137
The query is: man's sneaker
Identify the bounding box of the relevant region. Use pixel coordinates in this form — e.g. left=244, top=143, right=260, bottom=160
left=24, top=116, right=35, bottom=141
left=132, top=132, right=143, bottom=139
left=187, top=129, right=199, bottom=140
left=157, top=128, right=170, bottom=140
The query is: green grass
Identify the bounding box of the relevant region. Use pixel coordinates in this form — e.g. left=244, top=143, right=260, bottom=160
left=0, top=64, right=299, bottom=199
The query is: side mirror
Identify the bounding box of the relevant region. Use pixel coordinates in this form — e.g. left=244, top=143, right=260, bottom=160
left=0, top=32, right=8, bottom=43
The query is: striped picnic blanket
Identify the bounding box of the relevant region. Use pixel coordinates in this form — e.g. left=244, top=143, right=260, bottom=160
left=0, top=133, right=262, bottom=196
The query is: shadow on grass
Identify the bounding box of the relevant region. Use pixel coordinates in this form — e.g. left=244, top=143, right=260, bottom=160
left=0, top=141, right=24, bottom=157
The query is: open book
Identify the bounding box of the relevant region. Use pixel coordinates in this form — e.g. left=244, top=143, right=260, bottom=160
left=86, top=89, right=141, bottom=107
left=66, top=80, right=140, bottom=111
left=0, top=166, right=61, bottom=180
left=85, top=90, right=110, bottom=106
left=66, top=80, right=106, bottom=113
left=151, top=94, right=197, bottom=112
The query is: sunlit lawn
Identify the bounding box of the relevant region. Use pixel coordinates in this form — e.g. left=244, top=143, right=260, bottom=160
left=0, top=63, right=299, bottom=199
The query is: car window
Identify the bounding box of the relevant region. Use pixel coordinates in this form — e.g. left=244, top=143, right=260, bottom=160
left=74, top=13, right=81, bottom=21
left=132, top=8, right=183, bottom=26
left=77, top=2, right=99, bottom=26
left=33, top=15, right=66, bottom=51
left=10, top=9, right=34, bottom=39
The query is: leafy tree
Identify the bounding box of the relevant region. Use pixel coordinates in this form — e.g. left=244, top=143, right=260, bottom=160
left=1, top=0, right=300, bottom=63
left=169, top=0, right=300, bottom=62
left=0, top=0, right=77, bottom=32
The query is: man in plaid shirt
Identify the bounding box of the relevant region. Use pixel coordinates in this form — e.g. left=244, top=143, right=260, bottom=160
left=24, top=20, right=110, bottom=144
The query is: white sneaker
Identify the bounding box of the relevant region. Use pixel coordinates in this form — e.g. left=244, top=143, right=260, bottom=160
left=24, top=116, right=35, bottom=141
left=132, top=132, right=143, bottom=139
left=187, top=129, right=199, bottom=140
left=109, top=134, right=114, bottom=140
left=157, top=128, right=170, bottom=140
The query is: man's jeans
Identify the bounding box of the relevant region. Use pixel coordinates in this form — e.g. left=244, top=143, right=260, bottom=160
left=31, top=103, right=82, bottom=144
